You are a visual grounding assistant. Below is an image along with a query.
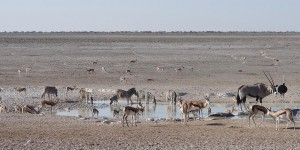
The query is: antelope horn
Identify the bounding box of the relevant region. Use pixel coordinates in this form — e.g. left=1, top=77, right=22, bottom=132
left=267, top=71, right=275, bottom=86
left=263, top=71, right=274, bottom=86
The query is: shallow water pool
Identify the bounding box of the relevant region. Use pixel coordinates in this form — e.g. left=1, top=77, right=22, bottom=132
left=55, top=100, right=300, bottom=121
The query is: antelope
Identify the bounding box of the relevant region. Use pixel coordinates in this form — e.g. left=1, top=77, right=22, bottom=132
left=39, top=100, right=59, bottom=115
left=92, top=60, right=98, bottom=65
left=41, top=86, right=58, bottom=101
left=178, top=99, right=189, bottom=125
left=122, top=106, right=144, bottom=127
left=109, top=95, right=118, bottom=105
left=156, top=67, right=164, bottom=71
left=0, top=104, right=8, bottom=113
left=86, top=68, right=95, bottom=74
left=22, top=105, right=40, bottom=114
left=248, top=105, right=268, bottom=127
left=235, top=71, right=277, bottom=112
left=66, top=86, right=77, bottom=96
left=92, top=108, right=99, bottom=117
left=14, top=104, right=22, bottom=113
left=25, top=67, right=32, bottom=73
left=267, top=108, right=295, bottom=131
left=187, top=96, right=210, bottom=120
left=14, top=87, right=26, bottom=95
left=119, top=76, right=127, bottom=84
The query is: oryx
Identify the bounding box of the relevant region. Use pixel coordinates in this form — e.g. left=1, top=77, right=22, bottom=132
left=236, top=72, right=277, bottom=112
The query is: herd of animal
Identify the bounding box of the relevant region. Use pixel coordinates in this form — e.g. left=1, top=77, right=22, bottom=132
left=0, top=71, right=297, bottom=130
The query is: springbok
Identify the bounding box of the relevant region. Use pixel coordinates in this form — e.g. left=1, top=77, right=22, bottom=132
left=14, top=104, right=22, bottom=113
left=236, top=72, right=277, bottom=112
left=267, top=108, right=295, bottom=131
left=22, top=105, right=40, bottom=114
left=116, top=88, right=139, bottom=105
left=166, top=90, right=177, bottom=105
left=187, top=96, right=210, bottom=120
left=122, top=106, right=144, bottom=127
left=65, top=86, right=77, bottom=96
left=248, top=105, right=268, bottom=127
left=178, top=99, right=189, bottom=125
left=39, top=100, right=59, bottom=115
left=14, top=87, right=26, bottom=95
left=86, top=68, right=95, bottom=74
left=41, top=86, right=58, bottom=101
left=0, top=104, right=8, bottom=113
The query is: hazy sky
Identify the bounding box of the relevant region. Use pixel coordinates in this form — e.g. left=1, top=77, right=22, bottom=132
left=1, top=0, right=299, bottom=32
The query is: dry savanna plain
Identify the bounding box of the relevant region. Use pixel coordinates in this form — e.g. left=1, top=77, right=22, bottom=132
left=1, top=32, right=300, bottom=149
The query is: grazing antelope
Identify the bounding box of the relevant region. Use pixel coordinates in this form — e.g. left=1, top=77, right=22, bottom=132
left=236, top=72, right=277, bottom=112
left=187, top=96, right=210, bottom=120
left=267, top=108, right=295, bottom=131
left=86, top=68, right=95, bottom=74
left=248, top=105, right=268, bottom=127
left=122, top=106, right=144, bottom=127
left=22, top=105, right=40, bottom=114
left=277, top=75, right=287, bottom=98
left=178, top=99, right=189, bottom=125
left=39, top=100, right=59, bottom=115
left=92, top=108, right=99, bottom=117
left=14, top=87, right=26, bottom=95
left=0, top=104, right=8, bottom=113
left=41, top=86, right=58, bottom=101
left=14, top=104, right=22, bottom=113
left=65, top=86, right=77, bottom=96
left=166, top=90, right=177, bottom=105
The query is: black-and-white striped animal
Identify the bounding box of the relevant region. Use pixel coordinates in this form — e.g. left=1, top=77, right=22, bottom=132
left=236, top=72, right=277, bottom=112
left=166, top=90, right=177, bottom=105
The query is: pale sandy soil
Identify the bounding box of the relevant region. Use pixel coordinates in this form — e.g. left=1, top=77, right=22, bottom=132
left=1, top=32, right=300, bottom=149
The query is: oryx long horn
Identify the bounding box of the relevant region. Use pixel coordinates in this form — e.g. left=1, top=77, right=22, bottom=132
left=263, top=71, right=274, bottom=86
left=267, top=71, right=275, bottom=85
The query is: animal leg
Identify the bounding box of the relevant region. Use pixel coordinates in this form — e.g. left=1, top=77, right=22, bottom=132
left=257, top=114, right=264, bottom=127
left=248, top=114, right=252, bottom=127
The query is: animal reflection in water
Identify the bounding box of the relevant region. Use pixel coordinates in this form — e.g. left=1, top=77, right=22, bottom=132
left=167, top=105, right=177, bottom=118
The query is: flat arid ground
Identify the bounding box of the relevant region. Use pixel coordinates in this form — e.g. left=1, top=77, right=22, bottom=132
left=1, top=32, right=300, bottom=149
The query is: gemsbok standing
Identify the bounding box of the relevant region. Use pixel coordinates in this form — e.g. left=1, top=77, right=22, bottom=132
left=122, top=106, right=144, bottom=127
left=235, top=72, right=277, bottom=112
left=267, top=108, right=295, bottom=131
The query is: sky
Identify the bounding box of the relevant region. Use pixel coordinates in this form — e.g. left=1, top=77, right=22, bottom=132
left=0, top=0, right=299, bottom=32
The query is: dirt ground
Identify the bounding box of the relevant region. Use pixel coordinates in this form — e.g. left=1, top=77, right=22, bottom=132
left=1, top=32, right=300, bottom=149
